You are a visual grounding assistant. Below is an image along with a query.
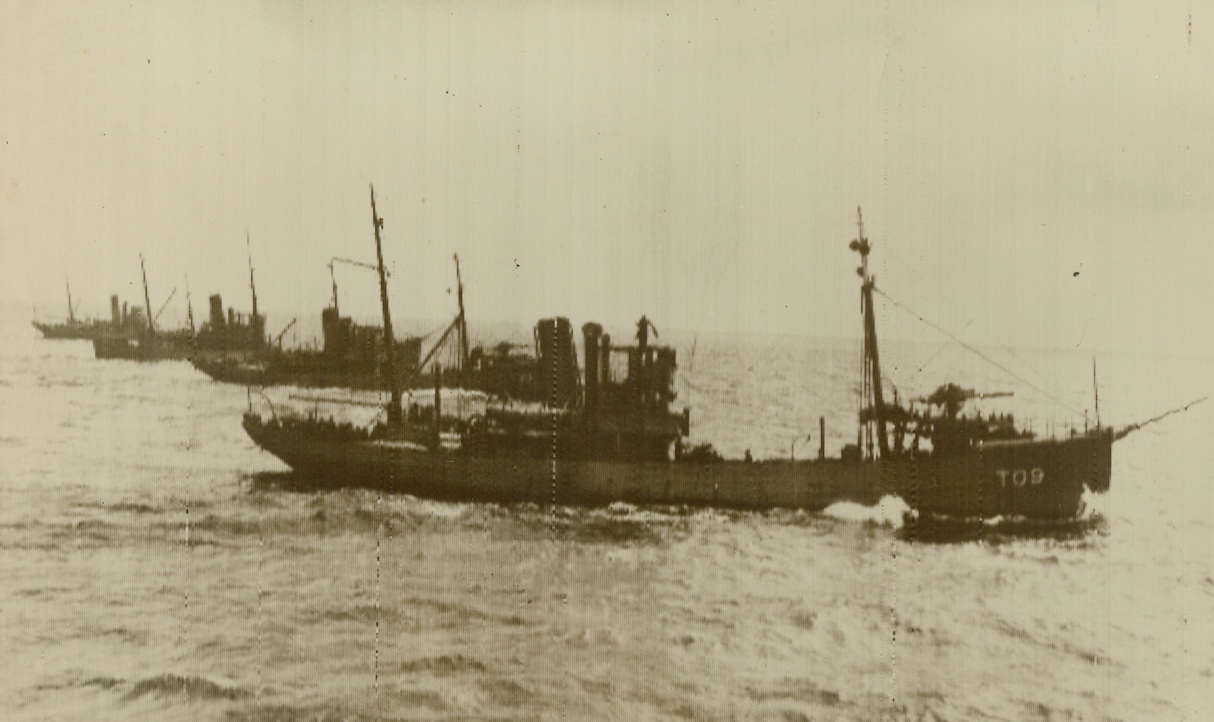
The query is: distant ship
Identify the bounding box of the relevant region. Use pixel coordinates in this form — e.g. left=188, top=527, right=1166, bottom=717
left=96, top=239, right=285, bottom=363
left=188, top=233, right=308, bottom=377
left=192, top=251, right=544, bottom=400
left=92, top=255, right=194, bottom=362
left=190, top=295, right=423, bottom=390
left=244, top=196, right=1196, bottom=521
left=189, top=292, right=269, bottom=361
left=32, top=279, right=143, bottom=342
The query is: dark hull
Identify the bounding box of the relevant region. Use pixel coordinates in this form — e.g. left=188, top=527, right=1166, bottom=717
left=33, top=321, right=135, bottom=342
left=93, top=336, right=191, bottom=362
left=193, top=352, right=451, bottom=393
left=243, top=414, right=884, bottom=509
left=894, top=432, right=1113, bottom=519
left=32, top=322, right=92, bottom=340
left=192, top=355, right=270, bottom=385
left=243, top=415, right=1113, bottom=519
left=193, top=353, right=394, bottom=390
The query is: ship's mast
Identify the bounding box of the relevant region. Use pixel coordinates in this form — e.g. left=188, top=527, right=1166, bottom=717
left=1092, top=357, right=1101, bottom=429
left=850, top=208, right=889, bottom=459
left=185, top=275, right=196, bottom=335
left=328, top=261, right=339, bottom=313
left=246, top=231, right=259, bottom=324
left=140, top=254, right=156, bottom=336
left=65, top=277, right=76, bottom=324
left=370, top=185, right=402, bottom=428
left=453, top=254, right=469, bottom=373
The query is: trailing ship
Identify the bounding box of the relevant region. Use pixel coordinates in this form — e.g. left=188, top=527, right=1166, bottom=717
left=191, top=296, right=423, bottom=390
left=243, top=194, right=1197, bottom=520
left=92, top=255, right=194, bottom=362
left=32, top=279, right=145, bottom=342
left=193, top=250, right=547, bottom=401
left=189, top=237, right=426, bottom=388
left=189, top=292, right=269, bottom=361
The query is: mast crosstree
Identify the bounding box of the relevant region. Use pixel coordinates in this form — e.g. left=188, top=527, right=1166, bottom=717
left=849, top=207, right=889, bottom=459
left=370, top=185, right=403, bottom=428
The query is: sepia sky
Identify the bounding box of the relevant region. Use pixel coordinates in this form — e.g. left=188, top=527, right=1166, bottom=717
left=2, top=0, right=1212, bottom=356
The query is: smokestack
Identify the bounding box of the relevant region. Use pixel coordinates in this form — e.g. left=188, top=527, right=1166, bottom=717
left=110, top=295, right=120, bottom=325
left=820, top=417, right=826, bottom=460
left=209, top=295, right=224, bottom=328
left=582, top=323, right=602, bottom=436
left=434, top=364, right=443, bottom=450
left=600, top=333, right=612, bottom=384
left=536, top=317, right=576, bottom=408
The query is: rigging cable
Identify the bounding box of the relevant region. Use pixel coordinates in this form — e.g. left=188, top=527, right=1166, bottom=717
left=415, top=319, right=449, bottom=344
left=872, top=287, right=1085, bottom=417
left=906, top=339, right=952, bottom=387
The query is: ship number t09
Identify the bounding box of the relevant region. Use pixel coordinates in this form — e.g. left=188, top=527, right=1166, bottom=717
left=995, top=468, right=1045, bottom=487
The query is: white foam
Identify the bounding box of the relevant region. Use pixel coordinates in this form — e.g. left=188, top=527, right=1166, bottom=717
left=1077, top=485, right=1108, bottom=522
left=823, top=494, right=912, bottom=528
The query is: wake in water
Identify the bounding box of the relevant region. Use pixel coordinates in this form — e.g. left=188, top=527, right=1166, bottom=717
left=899, top=509, right=1108, bottom=545
left=247, top=473, right=1112, bottom=546
left=815, top=481, right=1116, bottom=543
left=823, top=494, right=912, bottom=528
left=894, top=483, right=1110, bottom=544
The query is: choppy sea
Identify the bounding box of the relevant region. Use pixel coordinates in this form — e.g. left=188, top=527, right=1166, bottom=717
left=3, top=307, right=1212, bottom=721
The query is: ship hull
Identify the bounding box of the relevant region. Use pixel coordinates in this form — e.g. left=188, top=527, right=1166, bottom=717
left=33, top=321, right=135, bottom=342
left=243, top=414, right=885, bottom=510
left=192, top=355, right=270, bottom=385
left=93, top=336, right=191, bottom=362
left=893, top=432, right=1113, bottom=520
left=193, top=353, right=394, bottom=390
left=32, top=322, right=93, bottom=340
left=193, top=352, right=449, bottom=393
left=243, top=415, right=1112, bottom=519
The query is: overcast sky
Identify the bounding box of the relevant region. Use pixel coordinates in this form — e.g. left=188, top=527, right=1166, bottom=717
left=2, top=0, right=1211, bottom=357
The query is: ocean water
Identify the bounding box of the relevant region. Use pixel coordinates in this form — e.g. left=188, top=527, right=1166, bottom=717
left=2, top=309, right=1212, bottom=721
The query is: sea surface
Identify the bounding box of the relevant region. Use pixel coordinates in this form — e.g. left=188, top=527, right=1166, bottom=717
left=2, top=308, right=1212, bottom=721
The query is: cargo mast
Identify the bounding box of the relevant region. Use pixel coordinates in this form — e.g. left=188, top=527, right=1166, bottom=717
left=185, top=276, right=196, bottom=335
left=453, top=254, right=469, bottom=373
left=850, top=208, right=889, bottom=459
left=140, top=254, right=155, bottom=336
left=246, top=232, right=259, bottom=327
left=65, top=277, right=76, bottom=324
left=328, top=261, right=340, bottom=314
left=370, top=185, right=402, bottom=428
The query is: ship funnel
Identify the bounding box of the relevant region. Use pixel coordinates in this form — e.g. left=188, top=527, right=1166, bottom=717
left=209, top=295, right=225, bottom=328
left=536, top=317, right=577, bottom=408
left=582, top=322, right=603, bottom=428
left=110, top=295, right=120, bottom=325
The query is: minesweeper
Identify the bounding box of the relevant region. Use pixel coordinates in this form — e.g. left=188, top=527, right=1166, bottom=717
left=244, top=194, right=1198, bottom=520
left=32, top=277, right=145, bottom=343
